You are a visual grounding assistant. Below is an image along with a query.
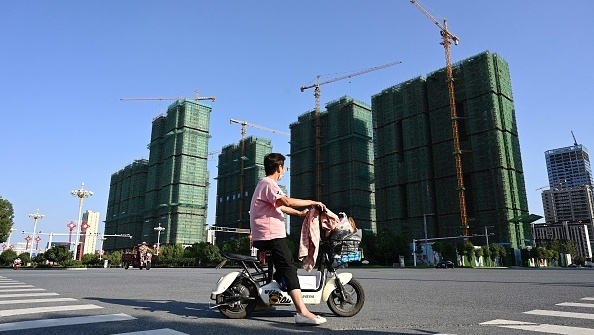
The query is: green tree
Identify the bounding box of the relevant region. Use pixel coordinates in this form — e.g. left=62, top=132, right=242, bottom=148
left=562, top=240, right=578, bottom=260
left=19, top=252, right=31, bottom=265
left=32, top=252, right=47, bottom=265
left=0, top=248, right=17, bottom=265
left=81, top=253, right=100, bottom=266
left=464, top=241, right=475, bottom=264
left=0, top=197, right=15, bottom=242
left=481, top=245, right=491, bottom=265
left=186, top=242, right=222, bottom=265
left=376, top=229, right=397, bottom=266
left=45, top=245, right=73, bottom=263
left=104, top=251, right=121, bottom=267
left=159, top=244, right=185, bottom=266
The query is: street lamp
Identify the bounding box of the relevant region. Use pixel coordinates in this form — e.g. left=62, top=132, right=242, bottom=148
left=25, top=235, right=31, bottom=251
left=28, top=209, right=44, bottom=256
left=35, top=236, right=42, bottom=253
left=423, top=213, right=435, bottom=264
left=154, top=222, right=166, bottom=256
left=67, top=221, right=76, bottom=245
left=78, top=221, right=89, bottom=261
left=98, top=236, right=107, bottom=261
left=71, top=182, right=93, bottom=261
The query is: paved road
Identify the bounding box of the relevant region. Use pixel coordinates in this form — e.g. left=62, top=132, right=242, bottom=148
left=1, top=266, right=593, bottom=334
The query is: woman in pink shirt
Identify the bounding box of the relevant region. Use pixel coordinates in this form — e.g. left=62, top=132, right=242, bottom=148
left=250, top=153, right=327, bottom=325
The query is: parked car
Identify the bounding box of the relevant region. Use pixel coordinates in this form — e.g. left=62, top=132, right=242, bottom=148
left=436, top=260, right=454, bottom=269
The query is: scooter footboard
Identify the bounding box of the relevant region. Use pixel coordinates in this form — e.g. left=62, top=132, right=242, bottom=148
left=210, top=271, right=240, bottom=300
left=322, top=272, right=353, bottom=301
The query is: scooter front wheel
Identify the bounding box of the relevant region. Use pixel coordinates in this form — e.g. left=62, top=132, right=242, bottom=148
left=216, top=278, right=257, bottom=319
left=327, top=278, right=365, bottom=317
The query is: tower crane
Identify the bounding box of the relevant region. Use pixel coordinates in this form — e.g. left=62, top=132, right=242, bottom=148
left=229, top=119, right=290, bottom=228
left=300, top=60, right=402, bottom=201
left=120, top=90, right=216, bottom=102
left=409, top=0, right=468, bottom=237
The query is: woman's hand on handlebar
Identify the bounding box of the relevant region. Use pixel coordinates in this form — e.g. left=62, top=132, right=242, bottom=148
left=314, top=202, right=326, bottom=212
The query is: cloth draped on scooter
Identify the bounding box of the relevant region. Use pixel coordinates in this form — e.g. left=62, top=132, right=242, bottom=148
left=298, top=208, right=340, bottom=271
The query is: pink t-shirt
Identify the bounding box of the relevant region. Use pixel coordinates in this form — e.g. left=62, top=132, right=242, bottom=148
left=250, top=177, right=286, bottom=241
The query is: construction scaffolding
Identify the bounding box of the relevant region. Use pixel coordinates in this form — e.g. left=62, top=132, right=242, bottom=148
left=290, top=96, right=376, bottom=235
left=215, top=136, right=272, bottom=230
left=372, top=51, right=529, bottom=248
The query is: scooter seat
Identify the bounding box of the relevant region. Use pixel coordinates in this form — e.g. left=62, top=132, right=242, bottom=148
left=221, top=252, right=259, bottom=263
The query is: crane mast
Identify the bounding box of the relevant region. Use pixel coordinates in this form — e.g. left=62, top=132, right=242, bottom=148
left=300, top=60, right=402, bottom=201
left=229, top=119, right=290, bottom=228
left=410, top=0, right=468, bottom=236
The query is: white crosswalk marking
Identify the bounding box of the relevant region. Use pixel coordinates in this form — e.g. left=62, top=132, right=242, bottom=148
left=525, top=309, right=594, bottom=320
left=480, top=319, right=594, bottom=335
left=482, top=297, right=594, bottom=334
left=0, top=313, right=136, bottom=332
left=0, top=288, right=45, bottom=292
left=0, top=292, right=58, bottom=298
left=0, top=304, right=102, bottom=317
left=0, top=277, right=190, bottom=334
left=113, top=329, right=189, bottom=335
left=0, top=297, right=76, bottom=305
left=557, top=302, right=594, bottom=308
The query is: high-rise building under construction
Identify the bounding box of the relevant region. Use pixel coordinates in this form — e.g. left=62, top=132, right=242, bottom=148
left=105, top=99, right=212, bottom=250
left=289, top=96, right=376, bottom=235
left=215, top=136, right=272, bottom=230
left=372, top=51, right=529, bottom=248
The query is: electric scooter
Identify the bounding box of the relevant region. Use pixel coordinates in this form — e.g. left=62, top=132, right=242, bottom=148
left=210, top=211, right=364, bottom=319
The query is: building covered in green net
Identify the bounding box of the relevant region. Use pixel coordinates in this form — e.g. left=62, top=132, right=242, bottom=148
left=372, top=51, right=529, bottom=249
left=290, top=96, right=376, bottom=235
left=105, top=99, right=212, bottom=251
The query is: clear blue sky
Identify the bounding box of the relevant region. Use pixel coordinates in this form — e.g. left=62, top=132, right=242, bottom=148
left=1, top=1, right=592, bottom=244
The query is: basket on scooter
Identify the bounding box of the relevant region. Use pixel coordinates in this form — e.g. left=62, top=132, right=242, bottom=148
left=330, top=229, right=362, bottom=265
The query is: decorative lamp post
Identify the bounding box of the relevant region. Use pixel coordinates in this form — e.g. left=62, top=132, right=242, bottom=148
left=25, top=235, right=31, bottom=251
left=28, top=209, right=44, bottom=256
left=71, top=183, right=93, bottom=261
left=78, top=221, right=89, bottom=261
left=35, top=236, right=42, bottom=252
left=154, top=222, right=166, bottom=256
left=98, top=237, right=107, bottom=261
left=67, top=221, right=77, bottom=245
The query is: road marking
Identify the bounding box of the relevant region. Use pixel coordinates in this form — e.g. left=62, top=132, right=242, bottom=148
left=0, top=304, right=102, bottom=317
left=481, top=319, right=594, bottom=334
left=0, top=288, right=45, bottom=292
left=112, top=329, right=189, bottom=335
left=0, top=313, right=136, bottom=332
left=558, top=302, right=594, bottom=308
left=0, top=285, right=34, bottom=289
left=583, top=298, right=594, bottom=301
left=525, top=309, right=594, bottom=320
left=0, top=292, right=59, bottom=298
left=0, top=298, right=76, bottom=305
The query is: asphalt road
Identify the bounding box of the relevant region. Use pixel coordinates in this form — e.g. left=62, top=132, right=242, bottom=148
left=1, top=266, right=593, bottom=335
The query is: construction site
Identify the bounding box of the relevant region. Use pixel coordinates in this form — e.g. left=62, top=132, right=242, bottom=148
left=105, top=99, right=213, bottom=251
left=104, top=2, right=531, bottom=254
left=373, top=51, right=529, bottom=248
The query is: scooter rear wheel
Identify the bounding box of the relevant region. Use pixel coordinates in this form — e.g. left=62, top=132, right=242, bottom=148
left=216, top=278, right=257, bottom=319
left=327, top=278, right=365, bottom=317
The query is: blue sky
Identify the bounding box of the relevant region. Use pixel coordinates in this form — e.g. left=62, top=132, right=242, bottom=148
left=1, top=1, right=593, bottom=245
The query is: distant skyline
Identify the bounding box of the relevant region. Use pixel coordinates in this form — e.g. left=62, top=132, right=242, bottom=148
left=2, top=1, right=593, bottom=246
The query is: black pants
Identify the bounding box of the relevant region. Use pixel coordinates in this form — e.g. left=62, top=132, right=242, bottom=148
left=252, top=238, right=300, bottom=292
